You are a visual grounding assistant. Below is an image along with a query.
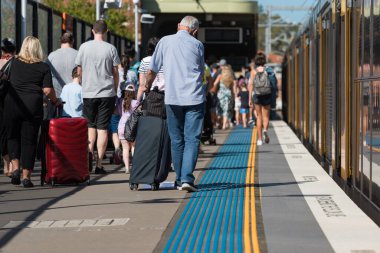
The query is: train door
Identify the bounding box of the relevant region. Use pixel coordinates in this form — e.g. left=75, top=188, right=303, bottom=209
left=323, top=9, right=336, bottom=174
left=353, top=0, right=380, bottom=208
left=315, top=19, right=322, bottom=154
left=310, top=22, right=318, bottom=148
left=297, top=40, right=305, bottom=138
left=336, top=0, right=351, bottom=180
left=304, top=33, right=310, bottom=142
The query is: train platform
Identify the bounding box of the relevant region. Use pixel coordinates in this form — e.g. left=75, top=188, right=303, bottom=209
left=0, top=121, right=379, bottom=253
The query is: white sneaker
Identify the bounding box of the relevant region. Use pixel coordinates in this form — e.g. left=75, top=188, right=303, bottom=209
left=257, top=140, right=263, bottom=146
left=181, top=183, right=198, bottom=192
left=263, top=131, right=270, bottom=144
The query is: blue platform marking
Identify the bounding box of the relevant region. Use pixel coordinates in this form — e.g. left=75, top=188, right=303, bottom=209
left=163, top=128, right=253, bottom=253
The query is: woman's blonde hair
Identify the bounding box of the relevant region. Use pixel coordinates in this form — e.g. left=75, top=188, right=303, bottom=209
left=18, top=36, right=44, bottom=63
left=220, top=65, right=234, bottom=89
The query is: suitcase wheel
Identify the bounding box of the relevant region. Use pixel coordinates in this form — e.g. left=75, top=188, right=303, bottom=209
left=130, top=183, right=138, bottom=191
left=151, top=183, right=159, bottom=191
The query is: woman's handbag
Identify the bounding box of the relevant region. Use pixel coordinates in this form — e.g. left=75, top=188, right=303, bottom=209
left=124, top=103, right=143, bottom=142
left=0, top=58, right=14, bottom=101
left=142, top=86, right=166, bottom=119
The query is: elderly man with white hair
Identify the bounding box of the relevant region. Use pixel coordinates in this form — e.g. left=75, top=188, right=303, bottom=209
left=145, top=16, right=205, bottom=192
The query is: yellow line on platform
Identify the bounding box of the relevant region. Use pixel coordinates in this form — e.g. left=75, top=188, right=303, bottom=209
left=244, top=128, right=260, bottom=253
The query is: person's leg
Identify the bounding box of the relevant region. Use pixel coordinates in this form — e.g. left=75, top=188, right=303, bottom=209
left=88, top=128, right=96, bottom=154
left=3, top=155, right=11, bottom=176
left=181, top=103, right=205, bottom=185
left=255, top=104, right=263, bottom=142
left=111, top=114, right=121, bottom=152
left=166, top=104, right=185, bottom=186
left=20, top=118, right=41, bottom=187
left=262, top=105, right=271, bottom=131
left=235, top=109, right=240, bottom=125
left=223, top=115, right=228, bottom=130
left=83, top=99, right=98, bottom=156
left=120, top=140, right=130, bottom=173
left=6, top=117, right=21, bottom=184
left=95, top=97, right=115, bottom=170
left=262, top=104, right=271, bottom=143
left=96, top=129, right=108, bottom=168
left=242, top=112, right=247, bottom=128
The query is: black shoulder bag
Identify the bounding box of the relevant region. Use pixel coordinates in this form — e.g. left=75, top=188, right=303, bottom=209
left=124, top=102, right=144, bottom=142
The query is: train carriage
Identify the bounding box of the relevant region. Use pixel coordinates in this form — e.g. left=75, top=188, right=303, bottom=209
left=283, top=0, right=380, bottom=222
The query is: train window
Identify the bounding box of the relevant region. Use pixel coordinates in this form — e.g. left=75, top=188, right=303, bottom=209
left=361, top=81, right=371, bottom=197
left=38, top=7, right=49, bottom=56
left=76, top=21, right=83, bottom=46
left=1, top=0, right=16, bottom=42
left=85, top=25, right=92, bottom=41
left=52, top=13, right=62, bottom=51
left=373, top=0, right=380, bottom=76
left=26, top=3, right=34, bottom=36
left=198, top=28, right=242, bottom=44
left=363, top=0, right=371, bottom=77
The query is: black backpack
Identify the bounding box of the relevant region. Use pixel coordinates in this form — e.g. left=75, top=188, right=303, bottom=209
left=254, top=70, right=271, bottom=95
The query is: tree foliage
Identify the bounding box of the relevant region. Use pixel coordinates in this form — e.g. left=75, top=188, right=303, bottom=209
left=43, top=0, right=132, bottom=39
left=258, top=4, right=300, bottom=55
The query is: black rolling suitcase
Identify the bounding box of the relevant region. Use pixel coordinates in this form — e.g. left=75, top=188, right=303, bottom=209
left=129, top=115, right=171, bottom=191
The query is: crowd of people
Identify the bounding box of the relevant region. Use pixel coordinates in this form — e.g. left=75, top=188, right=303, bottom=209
left=0, top=16, right=277, bottom=190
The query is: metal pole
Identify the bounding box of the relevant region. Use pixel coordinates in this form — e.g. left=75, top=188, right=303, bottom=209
left=134, top=3, right=139, bottom=61
left=21, top=0, right=27, bottom=40
left=96, top=0, right=101, bottom=20
left=265, top=6, right=272, bottom=56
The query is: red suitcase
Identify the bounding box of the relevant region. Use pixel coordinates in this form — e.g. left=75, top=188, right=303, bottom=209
left=44, top=118, right=90, bottom=186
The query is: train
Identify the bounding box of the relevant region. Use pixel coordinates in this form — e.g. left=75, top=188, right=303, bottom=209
left=283, top=0, right=380, bottom=224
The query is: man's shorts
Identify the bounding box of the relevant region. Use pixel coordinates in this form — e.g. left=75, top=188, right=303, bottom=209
left=240, top=108, right=249, bottom=114
left=83, top=97, right=115, bottom=130
left=108, top=114, right=121, bottom=133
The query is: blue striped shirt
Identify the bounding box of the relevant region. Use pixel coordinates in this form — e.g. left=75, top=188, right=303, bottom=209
left=149, top=30, right=205, bottom=106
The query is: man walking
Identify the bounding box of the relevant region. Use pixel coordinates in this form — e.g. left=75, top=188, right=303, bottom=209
left=47, top=32, right=77, bottom=97
left=145, top=16, right=205, bottom=192
left=75, top=20, right=120, bottom=174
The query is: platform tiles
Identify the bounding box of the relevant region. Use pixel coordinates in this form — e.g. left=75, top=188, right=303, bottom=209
left=272, top=121, right=380, bottom=253
left=160, top=127, right=261, bottom=253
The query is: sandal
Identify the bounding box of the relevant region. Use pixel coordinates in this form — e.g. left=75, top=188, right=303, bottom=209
left=11, top=169, right=21, bottom=185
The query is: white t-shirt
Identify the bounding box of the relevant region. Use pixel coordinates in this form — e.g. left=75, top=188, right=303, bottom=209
left=139, top=56, right=165, bottom=91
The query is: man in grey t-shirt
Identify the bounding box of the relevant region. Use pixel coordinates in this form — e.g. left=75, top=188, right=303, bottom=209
left=47, top=32, right=78, bottom=97
left=75, top=20, right=120, bottom=174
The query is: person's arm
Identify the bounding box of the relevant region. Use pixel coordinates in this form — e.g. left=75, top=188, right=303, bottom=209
left=147, top=40, right=163, bottom=91
left=137, top=72, right=147, bottom=102
left=145, top=70, right=157, bottom=92
left=249, top=69, right=255, bottom=107
left=43, top=87, right=61, bottom=106
left=112, top=66, right=119, bottom=94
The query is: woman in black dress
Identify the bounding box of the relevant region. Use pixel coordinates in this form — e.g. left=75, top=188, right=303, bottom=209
left=4, top=36, right=60, bottom=188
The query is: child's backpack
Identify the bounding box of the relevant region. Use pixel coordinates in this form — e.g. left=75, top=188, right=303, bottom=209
left=254, top=69, right=272, bottom=95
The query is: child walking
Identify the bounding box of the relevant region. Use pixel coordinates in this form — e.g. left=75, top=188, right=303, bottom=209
left=60, top=66, right=83, bottom=118
left=117, top=84, right=139, bottom=173
left=238, top=82, right=250, bottom=128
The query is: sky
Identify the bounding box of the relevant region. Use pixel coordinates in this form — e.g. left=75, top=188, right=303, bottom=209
left=256, top=0, right=316, bottom=24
